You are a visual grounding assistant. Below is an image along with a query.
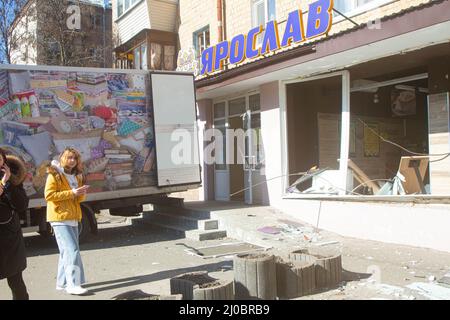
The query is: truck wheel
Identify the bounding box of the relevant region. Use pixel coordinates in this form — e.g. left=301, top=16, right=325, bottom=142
left=79, top=205, right=97, bottom=243
left=38, top=223, right=53, bottom=239
left=78, top=211, right=91, bottom=243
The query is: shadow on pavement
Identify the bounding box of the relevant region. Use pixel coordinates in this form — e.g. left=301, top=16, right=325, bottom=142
left=83, top=261, right=232, bottom=296
left=342, top=269, right=372, bottom=282
left=23, top=221, right=184, bottom=258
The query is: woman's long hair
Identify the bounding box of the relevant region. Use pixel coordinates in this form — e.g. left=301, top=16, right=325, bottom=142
left=0, top=148, right=7, bottom=165
left=59, top=147, right=83, bottom=175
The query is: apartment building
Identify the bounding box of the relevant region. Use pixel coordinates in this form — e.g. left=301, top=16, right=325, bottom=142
left=111, top=0, right=178, bottom=70
left=11, top=0, right=113, bottom=68
left=178, top=0, right=450, bottom=252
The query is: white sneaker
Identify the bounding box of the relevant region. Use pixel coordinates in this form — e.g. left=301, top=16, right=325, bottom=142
left=56, top=286, right=65, bottom=291
left=65, top=286, right=89, bottom=295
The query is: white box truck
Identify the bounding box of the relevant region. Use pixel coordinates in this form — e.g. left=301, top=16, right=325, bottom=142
left=0, top=64, right=201, bottom=240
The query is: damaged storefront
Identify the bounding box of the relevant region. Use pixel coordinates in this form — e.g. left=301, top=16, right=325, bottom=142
left=285, top=43, right=450, bottom=198
left=194, top=0, right=450, bottom=251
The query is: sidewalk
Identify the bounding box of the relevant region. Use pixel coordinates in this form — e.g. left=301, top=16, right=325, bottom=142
left=183, top=201, right=450, bottom=300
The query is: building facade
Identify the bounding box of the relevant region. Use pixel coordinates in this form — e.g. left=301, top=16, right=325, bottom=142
left=178, top=0, right=450, bottom=252
left=11, top=0, right=113, bottom=68
left=111, top=0, right=178, bottom=71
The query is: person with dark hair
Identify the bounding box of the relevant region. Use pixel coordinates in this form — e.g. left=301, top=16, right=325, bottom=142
left=45, top=147, right=90, bottom=296
left=0, top=148, right=30, bottom=300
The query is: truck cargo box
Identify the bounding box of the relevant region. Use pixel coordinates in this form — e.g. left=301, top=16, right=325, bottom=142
left=0, top=65, right=201, bottom=209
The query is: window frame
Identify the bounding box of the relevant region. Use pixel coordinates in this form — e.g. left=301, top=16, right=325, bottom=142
left=131, top=42, right=148, bottom=70
left=333, top=0, right=395, bottom=22
left=251, top=0, right=276, bottom=28
left=212, top=92, right=263, bottom=172
left=116, top=0, right=142, bottom=19
left=193, top=25, right=210, bottom=62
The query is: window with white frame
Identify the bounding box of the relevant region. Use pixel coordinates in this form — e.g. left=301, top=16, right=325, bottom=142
left=117, top=0, right=140, bottom=18
left=213, top=102, right=227, bottom=171
left=333, top=0, right=390, bottom=16
left=213, top=95, right=264, bottom=171
left=252, top=0, right=276, bottom=45
left=193, top=26, right=210, bottom=62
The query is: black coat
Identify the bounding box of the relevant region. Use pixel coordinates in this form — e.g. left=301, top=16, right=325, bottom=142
left=0, top=155, right=29, bottom=279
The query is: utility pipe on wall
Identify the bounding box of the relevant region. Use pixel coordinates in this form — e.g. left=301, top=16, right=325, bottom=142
left=217, top=0, right=223, bottom=42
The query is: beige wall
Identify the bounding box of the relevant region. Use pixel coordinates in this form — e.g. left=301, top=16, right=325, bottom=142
left=259, top=81, right=282, bottom=205
left=148, top=0, right=178, bottom=32
left=178, top=0, right=219, bottom=51
left=198, top=99, right=214, bottom=201
left=223, top=0, right=252, bottom=43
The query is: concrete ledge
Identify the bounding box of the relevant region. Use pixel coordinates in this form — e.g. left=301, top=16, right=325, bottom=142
left=283, top=194, right=450, bottom=204
left=276, top=199, right=450, bottom=253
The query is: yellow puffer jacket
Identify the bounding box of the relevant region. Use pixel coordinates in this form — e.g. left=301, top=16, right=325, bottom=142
left=45, top=165, right=86, bottom=222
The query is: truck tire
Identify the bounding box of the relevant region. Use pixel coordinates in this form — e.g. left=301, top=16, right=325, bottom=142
left=79, top=205, right=97, bottom=243
left=38, top=224, right=53, bottom=239
left=78, top=211, right=90, bottom=243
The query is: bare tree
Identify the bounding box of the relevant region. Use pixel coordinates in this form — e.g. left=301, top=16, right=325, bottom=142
left=0, top=0, right=30, bottom=64
left=36, top=0, right=112, bottom=67
left=36, top=0, right=84, bottom=66
left=2, top=0, right=112, bottom=67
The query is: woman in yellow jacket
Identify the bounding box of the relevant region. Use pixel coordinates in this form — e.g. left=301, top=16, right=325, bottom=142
left=45, top=147, right=90, bottom=295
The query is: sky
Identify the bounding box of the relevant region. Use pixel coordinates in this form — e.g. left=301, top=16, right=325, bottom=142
left=0, top=1, right=18, bottom=64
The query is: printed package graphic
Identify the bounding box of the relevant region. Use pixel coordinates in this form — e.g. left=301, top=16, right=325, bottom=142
left=0, top=69, right=157, bottom=198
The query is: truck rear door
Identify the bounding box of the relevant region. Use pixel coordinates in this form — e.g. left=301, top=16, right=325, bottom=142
left=150, top=72, right=201, bottom=187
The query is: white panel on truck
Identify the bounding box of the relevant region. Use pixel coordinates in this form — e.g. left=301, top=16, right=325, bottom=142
left=151, top=73, right=201, bottom=187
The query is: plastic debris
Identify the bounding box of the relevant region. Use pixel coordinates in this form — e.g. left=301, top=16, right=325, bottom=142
left=315, top=240, right=340, bottom=247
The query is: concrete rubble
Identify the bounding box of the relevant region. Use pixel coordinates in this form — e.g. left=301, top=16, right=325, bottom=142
left=3, top=203, right=450, bottom=300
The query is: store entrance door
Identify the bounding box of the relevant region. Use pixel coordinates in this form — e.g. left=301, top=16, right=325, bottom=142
left=229, top=116, right=245, bottom=201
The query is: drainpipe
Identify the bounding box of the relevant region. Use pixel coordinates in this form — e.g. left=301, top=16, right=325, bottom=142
left=217, top=0, right=223, bottom=42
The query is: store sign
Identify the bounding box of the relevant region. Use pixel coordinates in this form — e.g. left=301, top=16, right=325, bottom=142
left=200, top=0, right=334, bottom=76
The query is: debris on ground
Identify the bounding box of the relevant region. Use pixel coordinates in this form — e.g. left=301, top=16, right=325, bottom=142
left=406, top=282, right=450, bottom=300
left=257, top=226, right=282, bottom=235
left=438, top=272, right=450, bottom=287
left=314, top=241, right=340, bottom=247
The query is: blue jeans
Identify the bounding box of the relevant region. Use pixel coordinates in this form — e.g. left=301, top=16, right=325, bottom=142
left=52, top=225, right=86, bottom=288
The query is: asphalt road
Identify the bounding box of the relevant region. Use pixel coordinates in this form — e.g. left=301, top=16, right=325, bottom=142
left=3, top=212, right=450, bottom=300
left=0, top=215, right=235, bottom=300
